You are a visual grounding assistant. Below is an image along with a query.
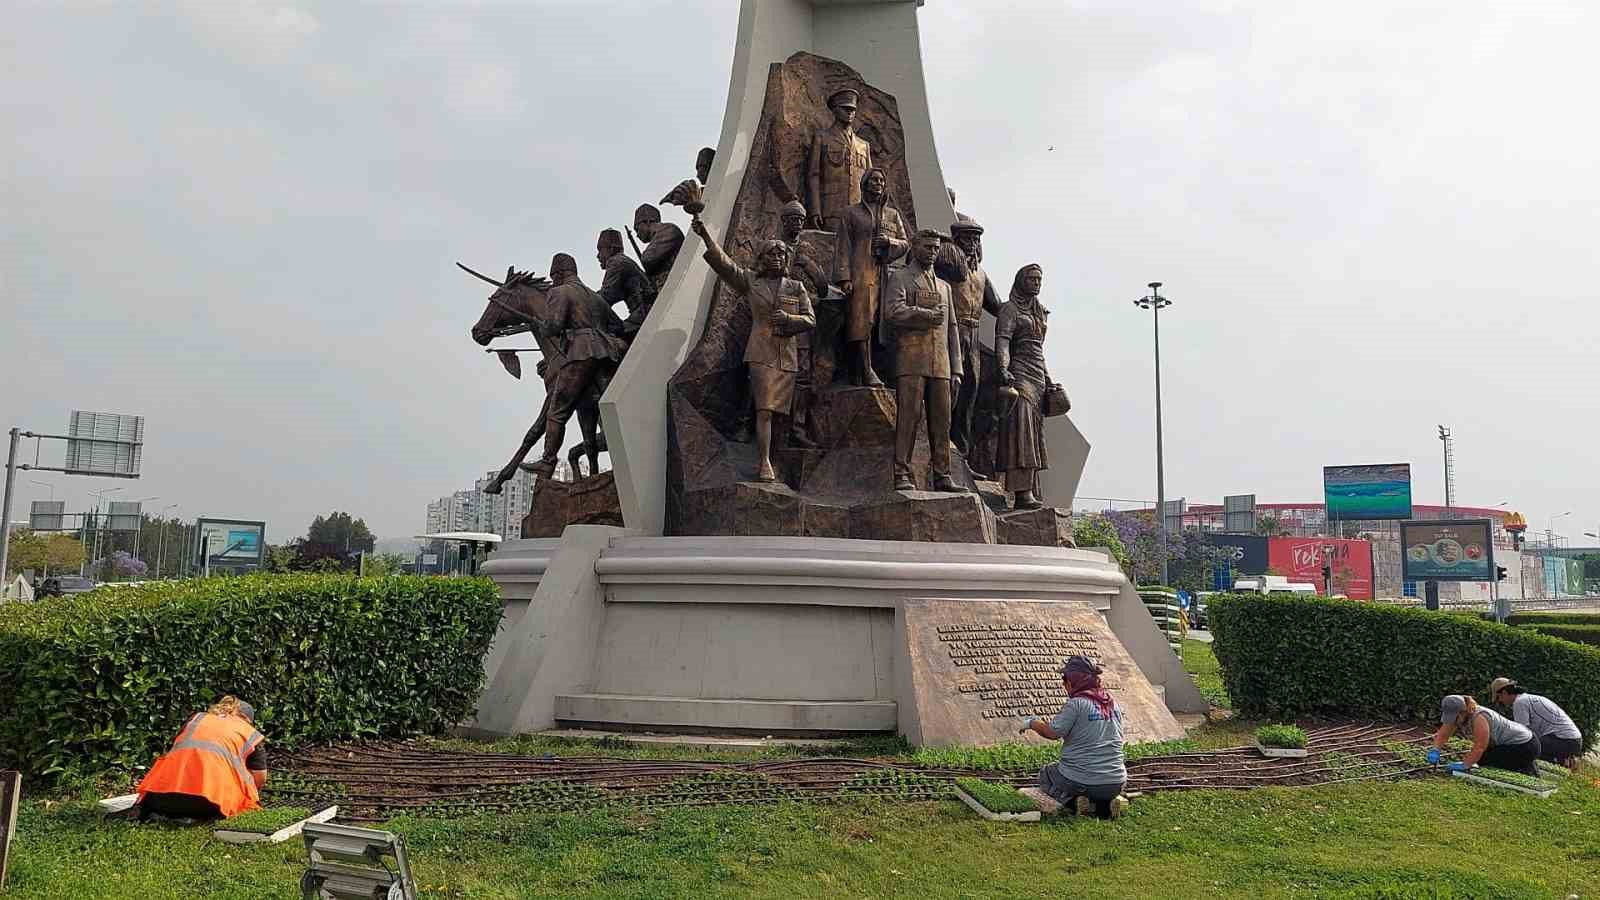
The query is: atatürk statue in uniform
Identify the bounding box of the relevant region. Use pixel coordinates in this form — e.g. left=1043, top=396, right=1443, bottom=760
left=597, top=228, right=652, bottom=338
left=832, top=167, right=907, bottom=387
left=633, top=203, right=685, bottom=293
left=945, top=215, right=1001, bottom=457
left=995, top=263, right=1053, bottom=509
left=692, top=218, right=817, bottom=483
left=526, top=253, right=630, bottom=477
left=807, top=88, right=873, bottom=232
left=884, top=229, right=962, bottom=493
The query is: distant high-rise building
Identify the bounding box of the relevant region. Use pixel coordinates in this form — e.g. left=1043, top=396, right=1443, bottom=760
left=426, top=466, right=549, bottom=541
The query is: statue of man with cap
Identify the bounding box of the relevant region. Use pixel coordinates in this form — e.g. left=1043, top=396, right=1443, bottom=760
left=524, top=253, right=630, bottom=478
left=596, top=228, right=652, bottom=339
left=780, top=199, right=828, bottom=446
left=632, top=203, right=685, bottom=294
left=807, top=87, right=874, bottom=232
left=946, top=214, right=1003, bottom=457
left=690, top=217, right=817, bottom=483
left=884, top=229, right=964, bottom=492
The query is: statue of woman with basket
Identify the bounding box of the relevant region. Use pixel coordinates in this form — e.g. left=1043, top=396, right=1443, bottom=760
left=996, top=263, right=1070, bottom=510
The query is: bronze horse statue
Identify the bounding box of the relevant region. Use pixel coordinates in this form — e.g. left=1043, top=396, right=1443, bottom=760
left=467, top=265, right=609, bottom=492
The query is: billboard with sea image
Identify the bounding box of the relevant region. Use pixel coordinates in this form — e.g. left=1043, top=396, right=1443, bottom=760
left=1401, top=519, right=1493, bottom=582
left=1324, top=463, right=1412, bottom=521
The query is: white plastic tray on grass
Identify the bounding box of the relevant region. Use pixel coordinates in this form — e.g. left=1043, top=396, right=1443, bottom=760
left=953, top=785, right=1041, bottom=823
left=97, top=794, right=138, bottom=814
left=1451, top=771, right=1556, bottom=799
left=1255, top=742, right=1309, bottom=759
left=213, top=806, right=338, bottom=844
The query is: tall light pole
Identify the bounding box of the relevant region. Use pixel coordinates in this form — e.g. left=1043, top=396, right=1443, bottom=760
left=28, top=479, right=54, bottom=502
left=87, top=487, right=123, bottom=576
left=157, top=503, right=179, bottom=579
left=1437, top=426, right=1455, bottom=515
left=1135, top=282, right=1172, bottom=585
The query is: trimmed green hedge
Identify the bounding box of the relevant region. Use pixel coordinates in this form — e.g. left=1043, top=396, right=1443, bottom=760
left=1209, top=593, right=1600, bottom=751
left=1522, top=624, right=1600, bottom=647
left=0, top=574, right=503, bottom=779
left=1507, top=612, right=1600, bottom=627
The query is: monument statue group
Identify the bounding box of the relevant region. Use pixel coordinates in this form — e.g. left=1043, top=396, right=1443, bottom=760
left=461, top=4, right=1203, bottom=747
left=465, top=54, right=1073, bottom=545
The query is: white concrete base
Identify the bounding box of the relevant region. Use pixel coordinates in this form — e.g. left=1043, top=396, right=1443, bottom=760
left=535, top=728, right=851, bottom=751
left=473, top=532, right=1207, bottom=742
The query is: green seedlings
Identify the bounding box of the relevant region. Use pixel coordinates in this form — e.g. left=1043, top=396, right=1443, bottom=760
left=953, top=778, right=1040, bottom=815
left=1459, top=767, right=1556, bottom=792
left=843, top=769, right=950, bottom=799
left=1535, top=760, right=1572, bottom=780
left=1255, top=724, right=1308, bottom=750
left=216, top=806, right=312, bottom=835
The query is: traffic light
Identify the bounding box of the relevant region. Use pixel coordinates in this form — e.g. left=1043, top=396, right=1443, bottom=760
left=1496, top=565, right=1508, bottom=582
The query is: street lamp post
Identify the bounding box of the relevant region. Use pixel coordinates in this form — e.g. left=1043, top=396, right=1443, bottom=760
left=86, top=487, right=123, bottom=577
left=157, top=503, right=179, bottom=579
left=1135, top=282, right=1173, bottom=585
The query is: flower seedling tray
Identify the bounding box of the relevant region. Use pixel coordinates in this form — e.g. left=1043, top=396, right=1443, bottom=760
left=213, top=806, right=338, bottom=844
left=1451, top=771, right=1556, bottom=799
left=1254, top=742, right=1309, bottom=759
left=953, top=780, right=1041, bottom=823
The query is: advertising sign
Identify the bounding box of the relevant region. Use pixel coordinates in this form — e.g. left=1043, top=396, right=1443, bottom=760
left=1567, top=558, right=1585, bottom=597
left=1400, top=519, right=1494, bottom=582
left=1323, top=463, right=1412, bottom=521
left=1205, top=534, right=1269, bottom=574
left=1267, top=537, right=1375, bottom=599
left=194, top=518, right=266, bottom=573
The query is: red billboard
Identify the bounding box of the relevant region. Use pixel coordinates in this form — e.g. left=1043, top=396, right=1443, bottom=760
left=1267, top=537, right=1374, bottom=600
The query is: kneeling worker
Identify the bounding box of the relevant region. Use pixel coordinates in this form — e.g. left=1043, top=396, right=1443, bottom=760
left=1019, top=656, right=1129, bottom=819
left=1490, top=677, right=1585, bottom=769
left=1428, top=693, right=1540, bottom=776
left=135, top=695, right=268, bottom=821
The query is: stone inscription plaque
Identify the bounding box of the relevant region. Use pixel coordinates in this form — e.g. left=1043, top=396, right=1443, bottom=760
left=899, top=599, right=1184, bottom=747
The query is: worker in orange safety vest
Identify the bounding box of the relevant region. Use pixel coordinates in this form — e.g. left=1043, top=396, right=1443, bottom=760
left=134, top=695, right=268, bottom=821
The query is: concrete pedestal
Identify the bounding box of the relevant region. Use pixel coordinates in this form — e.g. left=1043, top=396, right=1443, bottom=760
left=473, top=532, right=1205, bottom=743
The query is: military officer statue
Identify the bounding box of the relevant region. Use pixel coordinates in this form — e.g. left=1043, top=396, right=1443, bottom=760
left=807, top=88, right=874, bottom=232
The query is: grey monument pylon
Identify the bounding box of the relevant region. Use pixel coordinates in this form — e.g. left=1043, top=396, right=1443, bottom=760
left=473, top=0, right=1205, bottom=745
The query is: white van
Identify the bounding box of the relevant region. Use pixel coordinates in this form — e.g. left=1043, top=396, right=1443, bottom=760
left=1233, top=576, right=1318, bottom=595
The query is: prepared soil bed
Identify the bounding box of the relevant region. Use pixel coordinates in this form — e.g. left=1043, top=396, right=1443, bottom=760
left=272, top=723, right=1439, bottom=821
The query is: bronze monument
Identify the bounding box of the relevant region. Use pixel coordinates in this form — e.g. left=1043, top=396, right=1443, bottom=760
left=832, top=166, right=907, bottom=387
left=692, top=217, right=817, bottom=483
left=631, top=203, right=685, bottom=294
left=995, top=263, right=1060, bottom=509
left=597, top=228, right=652, bottom=338
left=524, top=253, right=630, bottom=478
left=884, top=229, right=962, bottom=493
left=780, top=199, right=828, bottom=447
left=807, top=88, right=873, bottom=232
left=696, top=146, right=716, bottom=185
left=946, top=215, right=1001, bottom=458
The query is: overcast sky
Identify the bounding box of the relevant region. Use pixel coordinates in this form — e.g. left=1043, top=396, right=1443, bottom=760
left=5, top=1, right=1597, bottom=545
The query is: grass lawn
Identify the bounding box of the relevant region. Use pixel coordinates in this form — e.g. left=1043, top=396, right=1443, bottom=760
left=1182, top=638, right=1231, bottom=709
left=6, top=642, right=1588, bottom=898
left=8, top=771, right=1600, bottom=899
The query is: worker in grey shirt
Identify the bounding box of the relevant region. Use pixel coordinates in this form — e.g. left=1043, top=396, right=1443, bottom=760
left=1491, top=677, right=1585, bottom=768
left=1428, top=693, right=1541, bottom=776
left=1018, top=656, right=1129, bottom=819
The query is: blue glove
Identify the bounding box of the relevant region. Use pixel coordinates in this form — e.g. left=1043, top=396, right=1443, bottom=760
left=1425, top=749, right=1441, bottom=765
left=1446, top=762, right=1469, bottom=773
left=1018, top=717, right=1037, bottom=734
